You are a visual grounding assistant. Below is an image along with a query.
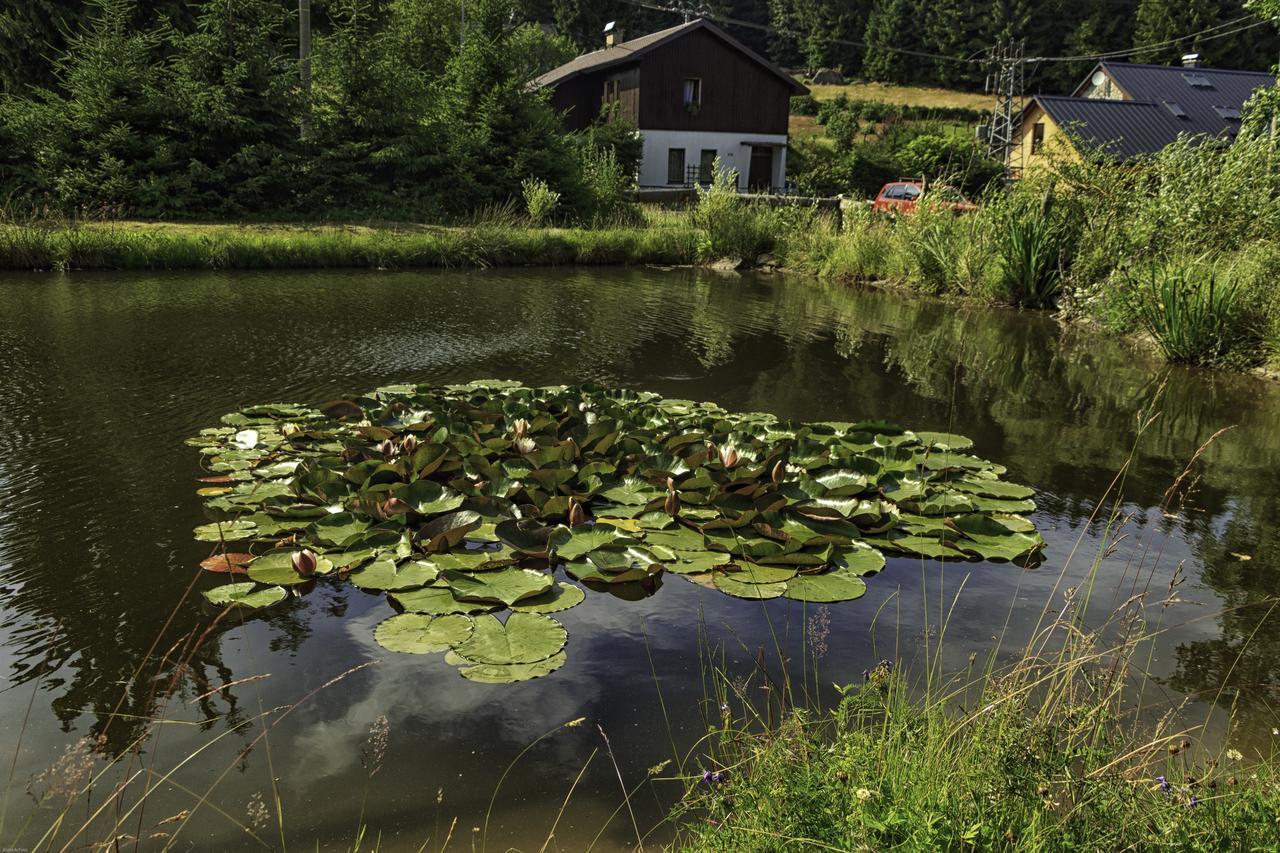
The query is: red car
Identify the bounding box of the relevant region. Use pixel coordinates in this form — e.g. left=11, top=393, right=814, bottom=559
left=872, top=181, right=976, bottom=215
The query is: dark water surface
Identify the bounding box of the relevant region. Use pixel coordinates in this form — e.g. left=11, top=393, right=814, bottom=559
left=1, top=267, right=1278, bottom=850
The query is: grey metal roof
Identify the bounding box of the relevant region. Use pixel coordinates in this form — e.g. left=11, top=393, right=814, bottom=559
left=1030, top=97, right=1184, bottom=159
left=532, top=18, right=808, bottom=94
left=1037, top=61, right=1275, bottom=159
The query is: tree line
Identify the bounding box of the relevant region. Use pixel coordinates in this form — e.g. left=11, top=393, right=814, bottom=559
left=0, top=0, right=1275, bottom=219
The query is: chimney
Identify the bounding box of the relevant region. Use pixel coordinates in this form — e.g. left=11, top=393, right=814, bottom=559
left=604, top=20, right=624, bottom=47
left=1181, top=53, right=1202, bottom=68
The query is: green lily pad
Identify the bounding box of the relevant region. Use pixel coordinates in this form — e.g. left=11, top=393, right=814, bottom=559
left=555, top=524, right=634, bottom=560
left=784, top=566, right=868, bottom=603
left=390, top=586, right=499, bottom=615
left=202, top=582, right=287, bottom=608
left=446, top=650, right=568, bottom=683
left=350, top=559, right=437, bottom=591
left=247, top=551, right=333, bottom=585
left=440, top=567, right=554, bottom=606
left=451, top=612, right=567, bottom=665
left=309, top=512, right=369, bottom=547
left=399, top=480, right=466, bottom=515
left=194, top=519, right=257, bottom=542
left=725, top=564, right=797, bottom=584
left=712, top=575, right=787, bottom=600
left=374, top=613, right=473, bottom=654
left=509, top=582, right=586, bottom=614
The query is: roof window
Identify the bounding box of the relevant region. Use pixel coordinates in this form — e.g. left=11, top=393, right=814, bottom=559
left=1163, top=101, right=1188, bottom=118
left=1181, top=72, right=1213, bottom=88
left=1212, top=105, right=1242, bottom=121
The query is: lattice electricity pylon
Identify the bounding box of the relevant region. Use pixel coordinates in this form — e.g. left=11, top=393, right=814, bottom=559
left=985, top=40, right=1026, bottom=180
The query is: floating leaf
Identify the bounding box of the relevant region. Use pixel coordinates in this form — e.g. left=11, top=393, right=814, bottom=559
left=350, top=559, right=437, bottom=591
left=509, top=582, right=586, bottom=614
left=713, top=575, right=786, bottom=600
left=441, top=567, right=553, bottom=606
left=555, top=524, right=634, bottom=560
left=451, top=612, right=567, bottom=665
left=784, top=566, right=868, bottom=603
left=447, top=650, right=568, bottom=683
left=200, top=552, right=253, bottom=574
left=202, top=582, right=287, bottom=608
left=193, top=519, right=257, bottom=542
left=374, top=614, right=473, bottom=654
left=247, top=551, right=333, bottom=585
left=391, top=586, right=498, bottom=615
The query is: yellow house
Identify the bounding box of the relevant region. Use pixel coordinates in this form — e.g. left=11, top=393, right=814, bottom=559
left=1010, top=60, right=1273, bottom=175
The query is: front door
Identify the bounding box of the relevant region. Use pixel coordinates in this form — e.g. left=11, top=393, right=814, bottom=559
left=747, top=146, right=773, bottom=192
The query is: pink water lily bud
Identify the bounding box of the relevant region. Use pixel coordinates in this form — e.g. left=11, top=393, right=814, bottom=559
left=720, top=445, right=740, bottom=468
left=567, top=497, right=586, bottom=528
left=512, top=418, right=530, bottom=439
left=665, top=489, right=681, bottom=518
left=400, top=434, right=420, bottom=455
left=291, top=550, right=318, bottom=577
left=378, top=439, right=396, bottom=460
left=380, top=497, right=410, bottom=516
left=771, top=460, right=786, bottom=483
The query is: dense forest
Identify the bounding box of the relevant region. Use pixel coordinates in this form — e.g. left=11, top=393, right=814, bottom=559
left=0, top=0, right=1275, bottom=219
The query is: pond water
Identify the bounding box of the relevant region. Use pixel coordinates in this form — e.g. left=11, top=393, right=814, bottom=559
left=1, top=267, right=1278, bottom=850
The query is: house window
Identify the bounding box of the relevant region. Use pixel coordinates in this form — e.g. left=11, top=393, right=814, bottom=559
left=698, top=149, right=716, bottom=183
left=667, top=148, right=686, bottom=184
left=1031, top=122, right=1045, bottom=154
left=682, top=78, right=702, bottom=108
left=602, top=79, right=620, bottom=105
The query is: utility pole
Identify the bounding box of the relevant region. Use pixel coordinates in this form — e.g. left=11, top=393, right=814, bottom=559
left=299, top=0, right=311, bottom=139
left=985, top=40, right=1025, bottom=181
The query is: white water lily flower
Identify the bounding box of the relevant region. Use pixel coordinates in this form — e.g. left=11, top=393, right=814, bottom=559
left=232, top=429, right=259, bottom=450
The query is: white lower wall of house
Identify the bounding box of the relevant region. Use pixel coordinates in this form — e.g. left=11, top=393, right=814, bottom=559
left=636, top=129, right=789, bottom=190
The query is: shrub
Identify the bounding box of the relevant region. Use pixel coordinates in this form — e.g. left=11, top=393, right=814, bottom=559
left=521, top=177, right=559, bottom=227
left=692, top=163, right=785, bottom=263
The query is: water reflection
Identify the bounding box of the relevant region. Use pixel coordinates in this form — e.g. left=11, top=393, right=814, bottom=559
left=0, top=267, right=1277, bottom=847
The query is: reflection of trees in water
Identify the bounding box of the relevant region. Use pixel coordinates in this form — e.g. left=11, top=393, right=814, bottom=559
left=1167, top=494, right=1280, bottom=740
left=3, top=266, right=1280, bottom=757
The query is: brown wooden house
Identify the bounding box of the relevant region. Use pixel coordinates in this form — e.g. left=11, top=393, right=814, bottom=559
left=534, top=19, right=808, bottom=191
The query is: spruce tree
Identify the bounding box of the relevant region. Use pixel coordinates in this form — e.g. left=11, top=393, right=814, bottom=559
left=923, top=0, right=986, bottom=86
left=862, top=0, right=912, bottom=83
left=163, top=0, right=301, bottom=214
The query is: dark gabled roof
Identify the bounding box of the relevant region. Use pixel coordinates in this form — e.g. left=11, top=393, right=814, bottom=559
left=1030, top=96, right=1187, bottom=160
left=1081, top=61, right=1274, bottom=111
left=1028, top=62, right=1274, bottom=160
left=533, top=18, right=808, bottom=94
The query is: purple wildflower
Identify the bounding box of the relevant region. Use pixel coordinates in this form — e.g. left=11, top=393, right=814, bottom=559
left=1156, top=775, right=1171, bottom=796
left=1185, top=796, right=1199, bottom=809
left=702, top=770, right=715, bottom=786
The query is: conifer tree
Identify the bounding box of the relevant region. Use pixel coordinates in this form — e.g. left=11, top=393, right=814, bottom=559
left=862, top=0, right=913, bottom=83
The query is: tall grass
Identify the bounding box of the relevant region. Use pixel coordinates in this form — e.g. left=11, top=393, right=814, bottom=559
left=0, top=221, right=702, bottom=272
left=671, top=423, right=1280, bottom=851
left=1127, top=260, right=1256, bottom=367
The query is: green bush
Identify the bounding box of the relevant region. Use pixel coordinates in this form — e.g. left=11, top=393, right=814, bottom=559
left=521, top=177, right=560, bottom=227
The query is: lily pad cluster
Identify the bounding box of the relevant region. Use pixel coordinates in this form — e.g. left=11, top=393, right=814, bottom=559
left=189, top=381, right=1044, bottom=682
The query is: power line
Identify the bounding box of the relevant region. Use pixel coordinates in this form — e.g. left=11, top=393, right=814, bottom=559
left=614, top=0, right=1273, bottom=68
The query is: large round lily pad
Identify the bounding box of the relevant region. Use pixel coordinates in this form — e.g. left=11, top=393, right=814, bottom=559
left=784, top=566, right=868, bottom=603
left=447, top=650, right=568, bottom=683
left=374, top=613, right=473, bottom=654
left=509, top=582, right=586, bottom=614
left=451, top=612, right=567, bottom=665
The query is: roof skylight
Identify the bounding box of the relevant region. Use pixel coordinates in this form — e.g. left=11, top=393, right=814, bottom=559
left=1213, top=105, right=1242, bottom=120
left=1181, top=72, right=1213, bottom=88
left=1163, top=101, right=1188, bottom=118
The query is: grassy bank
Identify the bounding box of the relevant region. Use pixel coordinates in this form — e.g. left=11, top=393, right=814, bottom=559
left=671, top=437, right=1280, bottom=851
left=0, top=218, right=701, bottom=272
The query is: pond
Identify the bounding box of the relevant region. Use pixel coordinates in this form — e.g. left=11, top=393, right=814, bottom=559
left=0, top=266, right=1278, bottom=850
